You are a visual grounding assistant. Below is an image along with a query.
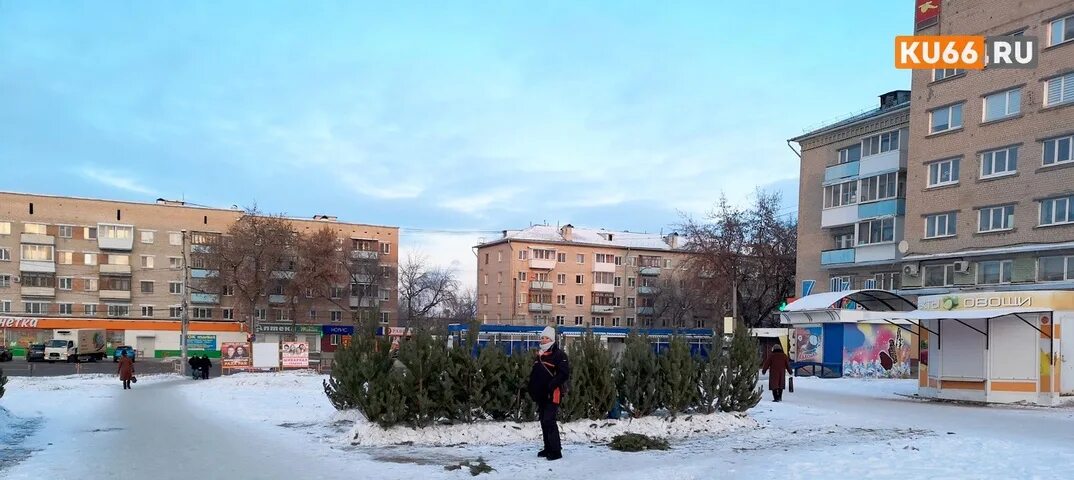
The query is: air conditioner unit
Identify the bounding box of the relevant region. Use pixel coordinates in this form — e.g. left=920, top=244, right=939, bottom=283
left=12, top=276, right=20, bottom=283
left=954, top=261, right=970, bottom=273
left=902, top=263, right=919, bottom=277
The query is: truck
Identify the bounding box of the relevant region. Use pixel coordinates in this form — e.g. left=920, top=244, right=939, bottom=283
left=44, top=329, right=107, bottom=363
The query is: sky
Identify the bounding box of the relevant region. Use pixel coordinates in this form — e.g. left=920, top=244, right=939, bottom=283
left=0, top=0, right=911, bottom=289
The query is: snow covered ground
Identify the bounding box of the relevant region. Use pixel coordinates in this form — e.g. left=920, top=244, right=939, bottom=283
left=3, top=372, right=1074, bottom=479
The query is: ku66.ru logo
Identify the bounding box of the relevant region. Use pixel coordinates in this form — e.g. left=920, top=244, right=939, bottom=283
left=895, top=35, right=1037, bottom=70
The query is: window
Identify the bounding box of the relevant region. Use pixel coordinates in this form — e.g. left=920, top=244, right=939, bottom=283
left=932, top=68, right=964, bottom=81
left=484, top=253, right=489, bottom=265
left=141, top=231, right=155, bottom=244
left=169, top=232, right=182, bottom=246
left=1039, top=256, right=1074, bottom=281
left=140, top=281, right=154, bottom=294
left=873, top=272, right=901, bottom=290
left=0, top=222, right=9, bottom=235
left=0, top=248, right=8, bottom=261
left=555, top=315, right=565, bottom=325
left=929, top=103, right=963, bottom=133
left=84, top=253, right=97, bottom=266
left=614, top=256, right=623, bottom=266
left=169, top=257, right=183, bottom=269
left=169, top=306, right=181, bottom=319
left=576, top=254, right=584, bottom=264
left=141, top=306, right=154, bottom=317
left=1043, top=135, right=1074, bottom=166
left=859, top=172, right=900, bottom=203
left=85, top=227, right=97, bottom=240
left=518, top=272, right=527, bottom=282
left=100, top=225, right=132, bottom=240
left=592, top=317, right=605, bottom=326
left=497, top=251, right=503, bottom=262
left=329, top=334, right=341, bottom=346
left=574, top=316, right=584, bottom=326
left=595, top=253, right=614, bottom=263
left=927, top=158, right=960, bottom=187
left=1050, top=14, right=1074, bottom=46
left=20, top=244, right=54, bottom=261
left=980, top=146, right=1018, bottom=178
left=628, top=277, right=636, bottom=287
left=829, top=276, right=851, bottom=292
left=556, top=273, right=566, bottom=284
left=58, top=303, right=73, bottom=315
left=223, top=308, right=234, bottom=320
left=978, top=205, right=1014, bottom=232
left=58, top=277, right=72, bottom=290
left=1046, top=73, right=1074, bottom=107
left=925, top=212, right=957, bottom=238
left=0, top=275, right=9, bottom=288
left=140, top=255, right=154, bottom=269
left=862, top=129, right=901, bottom=156
left=24, top=223, right=46, bottom=234
left=58, top=225, right=73, bottom=238
left=1040, top=196, right=1074, bottom=226
left=978, top=260, right=1013, bottom=284
left=575, top=295, right=584, bottom=305
left=483, top=274, right=488, bottom=285
left=837, top=144, right=861, bottom=164
left=102, top=277, right=131, bottom=291
left=834, top=232, right=855, bottom=249
left=24, top=302, right=50, bottom=314
left=576, top=274, right=584, bottom=284
left=923, top=264, right=955, bottom=287
left=518, top=250, right=527, bottom=260
left=330, top=287, right=344, bottom=299
left=983, top=88, right=1021, bottom=121
left=533, top=249, right=554, bottom=260
left=169, top=282, right=182, bottom=294
left=223, top=285, right=234, bottom=296
left=594, top=272, right=614, bottom=284
left=380, top=312, right=390, bottom=324
left=108, top=254, right=129, bottom=265
left=496, top=294, right=502, bottom=304
left=626, top=317, right=635, bottom=327
left=22, top=274, right=54, bottom=288
left=823, top=180, right=858, bottom=208
left=84, top=278, right=98, bottom=292
left=56, top=251, right=72, bottom=264
left=627, top=297, right=636, bottom=308
left=0, top=300, right=10, bottom=313
left=255, top=308, right=267, bottom=321
left=381, top=243, right=391, bottom=254
left=856, top=218, right=895, bottom=245
left=107, top=305, right=130, bottom=318
left=614, top=276, right=622, bottom=287
left=272, top=308, right=288, bottom=321
left=557, top=253, right=566, bottom=263
left=556, top=295, right=566, bottom=305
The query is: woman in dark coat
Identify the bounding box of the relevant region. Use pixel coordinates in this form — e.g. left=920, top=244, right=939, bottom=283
left=761, top=344, right=791, bottom=402
left=118, top=351, right=135, bottom=390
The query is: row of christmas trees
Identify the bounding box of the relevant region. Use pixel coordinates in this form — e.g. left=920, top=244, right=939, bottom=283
left=323, top=321, right=763, bottom=428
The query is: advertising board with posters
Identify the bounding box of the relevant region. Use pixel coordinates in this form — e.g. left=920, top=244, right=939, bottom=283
left=281, top=341, right=310, bottom=368
left=220, top=342, right=251, bottom=367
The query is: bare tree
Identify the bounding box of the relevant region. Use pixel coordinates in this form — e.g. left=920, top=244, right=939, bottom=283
left=334, top=237, right=386, bottom=326
left=397, top=254, right=459, bottom=327
left=649, top=271, right=710, bottom=330
left=284, top=227, right=348, bottom=336
left=441, top=288, right=478, bottom=323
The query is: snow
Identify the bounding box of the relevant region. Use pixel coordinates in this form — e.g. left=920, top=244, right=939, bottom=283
left=3, top=371, right=1074, bottom=479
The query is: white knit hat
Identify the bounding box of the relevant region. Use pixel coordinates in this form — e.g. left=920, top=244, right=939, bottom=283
left=540, top=326, right=556, bottom=341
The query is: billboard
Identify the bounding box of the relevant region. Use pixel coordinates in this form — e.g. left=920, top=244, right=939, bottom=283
left=221, top=342, right=251, bottom=367
left=282, top=341, right=310, bottom=368
left=188, top=335, right=217, bottom=351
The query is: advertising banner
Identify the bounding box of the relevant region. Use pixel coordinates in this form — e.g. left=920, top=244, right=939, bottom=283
left=221, top=342, right=251, bottom=367
left=281, top=341, right=310, bottom=368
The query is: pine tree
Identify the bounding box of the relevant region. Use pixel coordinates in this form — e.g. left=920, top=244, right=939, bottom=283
left=582, top=330, right=617, bottom=420
left=509, top=348, right=537, bottom=422
left=476, top=343, right=515, bottom=421
left=444, top=322, right=481, bottom=423
left=322, top=319, right=409, bottom=427
left=0, top=366, right=6, bottom=399
left=616, top=332, right=660, bottom=418
left=723, top=321, right=762, bottom=412
left=397, top=327, right=451, bottom=427
left=659, top=335, right=698, bottom=417
left=696, top=333, right=728, bottom=414
left=559, top=336, right=588, bottom=422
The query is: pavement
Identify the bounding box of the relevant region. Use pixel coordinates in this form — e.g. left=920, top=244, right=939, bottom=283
left=0, top=358, right=221, bottom=378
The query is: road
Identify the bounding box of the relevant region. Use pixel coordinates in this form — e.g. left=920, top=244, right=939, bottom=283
left=0, top=358, right=220, bottom=378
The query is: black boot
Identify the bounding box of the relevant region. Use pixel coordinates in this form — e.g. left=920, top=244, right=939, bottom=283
left=545, top=451, right=562, bottom=461
left=538, top=449, right=547, bottom=458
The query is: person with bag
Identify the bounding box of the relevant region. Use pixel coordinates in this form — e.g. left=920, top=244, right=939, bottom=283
left=118, top=350, right=135, bottom=390
left=527, top=326, right=570, bottom=461
left=761, top=344, right=792, bottom=402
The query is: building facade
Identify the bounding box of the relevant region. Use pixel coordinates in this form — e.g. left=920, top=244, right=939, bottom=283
left=790, top=91, right=911, bottom=297
left=475, top=225, right=710, bottom=328
left=0, top=191, right=398, bottom=357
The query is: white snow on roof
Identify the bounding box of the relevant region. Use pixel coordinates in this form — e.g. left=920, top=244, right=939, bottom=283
left=489, top=225, right=680, bottom=251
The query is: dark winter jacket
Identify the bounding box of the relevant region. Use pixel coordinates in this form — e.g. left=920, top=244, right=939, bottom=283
left=202, top=357, right=212, bottom=370
left=118, top=355, right=135, bottom=381
left=528, top=343, right=570, bottom=405
left=188, top=357, right=198, bottom=369
left=762, top=351, right=792, bottom=391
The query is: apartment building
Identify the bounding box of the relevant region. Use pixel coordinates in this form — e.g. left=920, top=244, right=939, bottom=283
left=0, top=191, right=398, bottom=356
left=899, top=0, right=1074, bottom=293
left=790, top=91, right=911, bottom=297
left=475, top=224, right=710, bottom=328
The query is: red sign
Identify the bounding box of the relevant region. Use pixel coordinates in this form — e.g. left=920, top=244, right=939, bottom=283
left=0, top=317, right=40, bottom=328
left=915, top=0, right=941, bottom=30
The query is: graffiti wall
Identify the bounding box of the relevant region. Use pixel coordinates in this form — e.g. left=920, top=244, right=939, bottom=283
left=842, top=324, right=912, bottom=378
left=794, top=326, right=823, bottom=363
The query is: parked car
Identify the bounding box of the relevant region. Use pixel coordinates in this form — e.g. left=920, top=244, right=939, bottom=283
left=0, top=345, right=12, bottom=362
left=113, top=345, right=137, bottom=362
left=26, top=344, right=46, bottom=362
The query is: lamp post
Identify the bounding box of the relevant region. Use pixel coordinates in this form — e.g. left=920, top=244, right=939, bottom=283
left=180, top=229, right=189, bottom=377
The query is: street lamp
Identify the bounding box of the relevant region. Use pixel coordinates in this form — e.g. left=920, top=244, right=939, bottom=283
left=180, top=229, right=189, bottom=377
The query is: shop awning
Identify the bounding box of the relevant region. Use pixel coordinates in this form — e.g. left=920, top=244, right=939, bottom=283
left=784, top=289, right=916, bottom=313
left=854, top=307, right=1053, bottom=321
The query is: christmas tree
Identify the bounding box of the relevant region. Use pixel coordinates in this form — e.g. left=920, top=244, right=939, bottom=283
left=397, top=327, right=452, bottom=427
left=509, top=348, right=537, bottom=422
left=616, top=331, right=660, bottom=418
left=696, top=333, right=729, bottom=414
left=723, top=321, right=762, bottom=412
left=444, top=322, right=481, bottom=423
left=476, top=343, right=515, bottom=421
left=659, top=335, right=698, bottom=417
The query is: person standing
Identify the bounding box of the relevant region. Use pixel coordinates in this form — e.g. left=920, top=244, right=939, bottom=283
left=528, top=326, right=570, bottom=461
left=118, top=351, right=135, bottom=390
left=761, top=344, right=792, bottom=402
left=201, top=355, right=212, bottom=380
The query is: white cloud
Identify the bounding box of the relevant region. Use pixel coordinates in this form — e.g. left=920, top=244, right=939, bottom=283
left=340, top=173, right=424, bottom=199
left=439, top=188, right=520, bottom=215
left=80, top=167, right=155, bottom=195
left=399, top=231, right=483, bottom=292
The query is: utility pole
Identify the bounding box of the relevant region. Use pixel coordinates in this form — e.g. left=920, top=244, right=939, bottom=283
left=180, top=229, right=189, bottom=377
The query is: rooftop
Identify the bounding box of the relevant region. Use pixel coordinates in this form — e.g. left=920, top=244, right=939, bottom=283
left=477, top=224, right=682, bottom=251
left=789, top=90, right=910, bottom=143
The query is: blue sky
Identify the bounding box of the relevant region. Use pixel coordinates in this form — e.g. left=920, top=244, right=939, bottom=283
left=0, top=0, right=911, bottom=284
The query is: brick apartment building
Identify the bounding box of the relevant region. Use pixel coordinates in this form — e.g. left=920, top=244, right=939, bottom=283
left=475, top=224, right=711, bottom=328
left=0, top=191, right=398, bottom=356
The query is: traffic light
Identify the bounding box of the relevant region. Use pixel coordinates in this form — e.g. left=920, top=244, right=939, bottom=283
left=778, top=297, right=795, bottom=312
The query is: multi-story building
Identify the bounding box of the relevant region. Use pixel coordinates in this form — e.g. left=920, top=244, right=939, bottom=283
left=899, top=0, right=1074, bottom=294
left=475, top=224, right=710, bottom=328
left=790, top=90, right=911, bottom=297
left=0, top=191, right=398, bottom=357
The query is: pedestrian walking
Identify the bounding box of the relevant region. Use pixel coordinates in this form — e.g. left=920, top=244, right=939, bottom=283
left=527, top=326, right=570, bottom=461
left=118, top=351, right=135, bottom=390
left=201, top=355, right=212, bottom=380
left=761, top=344, right=792, bottom=402
left=188, top=356, right=200, bottom=380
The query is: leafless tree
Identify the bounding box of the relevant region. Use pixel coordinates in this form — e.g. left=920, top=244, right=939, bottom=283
left=397, top=254, right=459, bottom=327
left=283, top=227, right=348, bottom=336
left=649, top=271, right=711, bottom=330
left=441, top=288, right=478, bottom=323
left=332, top=237, right=387, bottom=326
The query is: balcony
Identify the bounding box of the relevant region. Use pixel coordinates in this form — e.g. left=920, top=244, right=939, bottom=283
left=350, top=296, right=379, bottom=308
left=351, top=250, right=379, bottom=261
left=191, top=245, right=212, bottom=254
left=20, top=286, right=55, bottom=297
left=857, top=198, right=905, bottom=220
left=100, top=264, right=132, bottom=275
left=591, top=305, right=615, bottom=314
left=191, top=293, right=220, bottom=304
left=99, top=290, right=132, bottom=301
left=820, top=248, right=855, bottom=266
left=528, top=303, right=553, bottom=313
left=97, top=224, right=134, bottom=251
left=824, top=161, right=859, bottom=182
left=19, top=260, right=55, bottom=273
left=191, top=269, right=216, bottom=279
left=859, top=149, right=905, bottom=177
left=529, top=258, right=556, bottom=270
left=637, top=306, right=655, bottom=316
left=638, top=286, right=657, bottom=295
left=855, top=243, right=899, bottom=263
left=353, top=274, right=374, bottom=284
left=268, top=294, right=288, bottom=304
left=593, top=262, right=616, bottom=273
left=591, top=283, right=615, bottom=293
left=821, top=205, right=858, bottom=228
left=20, top=233, right=54, bottom=245
left=639, top=266, right=661, bottom=276
left=530, top=281, right=553, bottom=290
left=270, top=270, right=295, bottom=280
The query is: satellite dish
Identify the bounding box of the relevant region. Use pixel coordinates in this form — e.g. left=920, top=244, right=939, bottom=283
left=897, top=240, right=910, bottom=254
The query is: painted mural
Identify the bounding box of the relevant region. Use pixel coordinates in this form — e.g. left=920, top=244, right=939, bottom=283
left=842, top=324, right=912, bottom=378
left=794, top=326, right=823, bottom=363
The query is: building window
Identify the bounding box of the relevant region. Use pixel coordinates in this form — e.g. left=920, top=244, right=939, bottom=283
left=837, top=144, right=861, bottom=164
left=823, top=180, right=858, bottom=208
left=612, top=317, right=621, bottom=327
left=381, top=243, right=391, bottom=254
left=140, top=281, right=154, bottom=294
left=483, top=274, right=488, bottom=285
left=169, top=232, right=182, bottom=246
left=329, top=311, right=343, bottom=323
left=861, top=129, right=901, bottom=157
left=519, top=293, right=526, bottom=305
left=980, top=146, right=1018, bottom=178
left=497, top=251, right=503, bottom=262
left=925, top=212, right=957, bottom=238
left=141, top=231, right=155, bottom=244
left=0, top=248, right=9, bottom=261
left=592, top=317, right=605, bottom=326
left=58, top=303, right=73, bottom=315
left=555, top=252, right=566, bottom=263
left=223, top=308, right=234, bottom=320
left=255, top=308, right=266, bottom=321
left=555, top=273, right=565, bottom=284
left=84, top=278, right=98, bottom=292
left=1039, top=256, right=1074, bottom=281
left=20, top=244, right=54, bottom=262
left=221, top=285, right=234, bottom=296
left=1046, top=73, right=1074, bottom=107
left=169, top=306, right=181, bottom=318
left=1040, top=196, right=1074, bottom=226
left=1043, top=134, right=1074, bottom=166
left=982, top=88, right=1021, bottom=122
left=856, top=218, right=895, bottom=245
left=574, top=316, right=584, bottom=326
left=929, top=103, right=963, bottom=134
left=107, top=305, right=130, bottom=318
left=194, top=307, right=214, bottom=319
left=627, top=297, right=636, bottom=308
left=594, top=272, right=614, bottom=284
left=380, top=312, right=390, bottom=324
left=85, top=227, right=97, bottom=240
left=923, top=264, right=955, bottom=287
left=141, top=306, right=154, bottom=317
left=575, top=295, right=584, bottom=305
left=58, top=225, right=73, bottom=238
left=927, top=158, right=960, bottom=187
left=576, top=254, right=584, bottom=264
left=481, top=294, right=488, bottom=306
left=829, top=276, right=851, bottom=292
left=978, top=205, right=1014, bottom=232
left=82, top=304, right=97, bottom=316
left=108, top=255, right=129, bottom=265
left=518, top=272, right=527, bottom=282
left=58, top=277, right=73, bottom=290
left=273, top=308, right=289, bottom=321
left=518, top=250, right=527, bottom=260
left=329, top=334, right=341, bottom=346
left=556, top=295, right=566, bottom=305
left=833, top=232, right=855, bottom=249
left=859, top=172, right=901, bottom=203
left=496, top=294, right=502, bottom=305
left=625, top=317, right=634, bottom=327
left=0, top=275, right=9, bottom=288
left=330, top=287, right=344, bottom=299
left=614, top=276, right=622, bottom=287
left=0, top=222, right=9, bottom=235
left=169, top=282, right=182, bottom=294
left=628, top=277, right=636, bottom=287
left=576, top=274, right=584, bottom=285
left=932, top=68, right=964, bottom=81
left=24, top=223, right=47, bottom=235
left=978, top=260, right=1013, bottom=284
left=0, top=300, right=11, bottom=313
left=555, top=315, right=565, bottom=325
left=1050, top=15, right=1074, bottom=47
left=24, top=302, right=50, bottom=314
left=873, top=272, right=900, bottom=290
left=169, top=257, right=182, bottom=269
left=614, top=256, right=623, bottom=266
left=140, top=255, right=154, bottom=269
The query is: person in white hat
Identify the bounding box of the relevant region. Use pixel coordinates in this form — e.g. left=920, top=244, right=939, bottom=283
left=527, top=326, right=570, bottom=461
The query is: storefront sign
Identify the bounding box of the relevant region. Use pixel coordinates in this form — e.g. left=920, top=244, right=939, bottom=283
left=920, top=294, right=1033, bottom=311
left=296, top=325, right=322, bottom=335
left=221, top=342, right=251, bottom=367
left=387, top=327, right=412, bottom=337
left=255, top=323, right=323, bottom=334
left=188, top=334, right=217, bottom=351
left=323, top=325, right=354, bottom=335
left=0, top=317, right=40, bottom=328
